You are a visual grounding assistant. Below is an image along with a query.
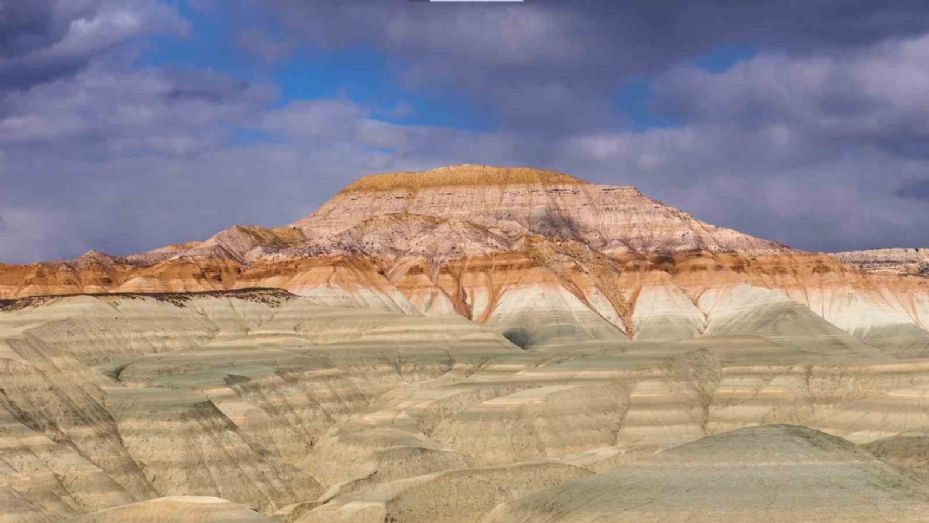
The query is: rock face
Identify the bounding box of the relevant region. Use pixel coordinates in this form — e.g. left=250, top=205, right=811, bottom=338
left=6, top=164, right=929, bottom=520
left=295, top=164, right=786, bottom=256
left=6, top=163, right=929, bottom=357
left=832, top=248, right=929, bottom=276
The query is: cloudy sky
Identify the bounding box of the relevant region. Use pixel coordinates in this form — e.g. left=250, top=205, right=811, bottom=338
left=3, top=0, right=929, bottom=262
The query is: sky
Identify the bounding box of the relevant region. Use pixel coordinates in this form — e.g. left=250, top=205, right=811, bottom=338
left=3, top=0, right=929, bottom=262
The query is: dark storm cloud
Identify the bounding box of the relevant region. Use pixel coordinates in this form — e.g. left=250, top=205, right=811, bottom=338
left=257, top=0, right=929, bottom=133
left=896, top=179, right=929, bottom=201
left=262, top=1, right=929, bottom=68
left=0, top=0, right=186, bottom=90
left=0, top=1, right=55, bottom=57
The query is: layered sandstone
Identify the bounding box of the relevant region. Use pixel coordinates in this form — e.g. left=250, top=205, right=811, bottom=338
left=487, top=425, right=929, bottom=522
left=8, top=165, right=929, bottom=521
left=6, top=165, right=929, bottom=361
left=4, top=293, right=929, bottom=520
left=832, top=247, right=929, bottom=276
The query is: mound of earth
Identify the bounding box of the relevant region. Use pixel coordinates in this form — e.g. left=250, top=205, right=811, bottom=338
left=296, top=460, right=590, bottom=523
left=487, top=424, right=929, bottom=522
left=864, top=429, right=929, bottom=482
left=76, top=496, right=272, bottom=522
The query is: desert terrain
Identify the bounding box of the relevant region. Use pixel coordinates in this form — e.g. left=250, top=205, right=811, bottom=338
left=4, top=165, right=929, bottom=522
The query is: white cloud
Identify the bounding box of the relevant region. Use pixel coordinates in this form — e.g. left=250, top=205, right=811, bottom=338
left=0, top=0, right=187, bottom=87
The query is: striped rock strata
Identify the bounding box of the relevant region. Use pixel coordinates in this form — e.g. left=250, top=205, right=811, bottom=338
left=5, top=293, right=929, bottom=521
left=832, top=247, right=929, bottom=276
left=5, top=164, right=929, bottom=357
left=7, top=165, right=929, bottom=521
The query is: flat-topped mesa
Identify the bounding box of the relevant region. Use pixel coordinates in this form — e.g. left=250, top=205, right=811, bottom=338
left=8, top=164, right=929, bottom=358
left=297, top=164, right=786, bottom=257
left=338, top=164, right=587, bottom=193
left=0, top=163, right=835, bottom=313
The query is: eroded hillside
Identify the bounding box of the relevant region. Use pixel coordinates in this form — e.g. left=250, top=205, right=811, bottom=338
left=5, top=165, right=929, bottom=521
left=2, top=291, right=929, bottom=521
left=5, top=165, right=929, bottom=362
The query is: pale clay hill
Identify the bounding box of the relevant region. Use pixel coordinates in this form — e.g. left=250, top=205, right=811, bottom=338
left=487, top=425, right=929, bottom=522
left=4, top=165, right=929, bottom=521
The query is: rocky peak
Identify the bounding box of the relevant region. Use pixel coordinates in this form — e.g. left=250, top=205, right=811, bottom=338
left=74, top=249, right=119, bottom=270
left=78, top=249, right=108, bottom=260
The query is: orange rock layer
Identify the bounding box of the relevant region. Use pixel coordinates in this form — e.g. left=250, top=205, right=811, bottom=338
left=4, top=165, right=929, bottom=354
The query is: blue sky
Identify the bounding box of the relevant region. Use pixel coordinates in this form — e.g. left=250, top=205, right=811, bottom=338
left=142, top=3, right=495, bottom=131
left=3, top=1, right=929, bottom=261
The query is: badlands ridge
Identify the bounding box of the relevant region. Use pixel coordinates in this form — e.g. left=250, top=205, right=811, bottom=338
left=3, top=165, right=929, bottom=521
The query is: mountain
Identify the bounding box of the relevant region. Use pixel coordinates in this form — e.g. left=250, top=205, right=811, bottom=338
left=4, top=164, right=929, bottom=356
left=7, top=165, right=929, bottom=521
